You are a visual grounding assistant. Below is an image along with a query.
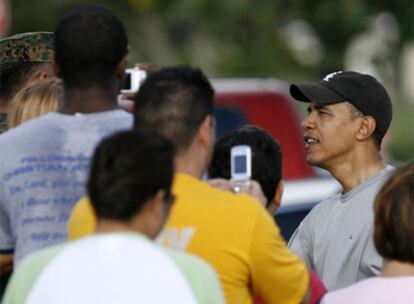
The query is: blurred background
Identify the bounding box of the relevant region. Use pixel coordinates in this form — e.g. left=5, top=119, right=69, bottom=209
left=1, top=0, right=413, bottom=161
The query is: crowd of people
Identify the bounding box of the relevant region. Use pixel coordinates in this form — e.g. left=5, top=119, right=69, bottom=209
left=0, top=4, right=412, bottom=304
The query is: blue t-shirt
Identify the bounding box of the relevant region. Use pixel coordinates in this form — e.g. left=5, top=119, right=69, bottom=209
left=0, top=110, right=133, bottom=265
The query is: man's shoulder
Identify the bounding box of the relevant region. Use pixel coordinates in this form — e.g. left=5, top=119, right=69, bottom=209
left=89, top=108, right=133, bottom=121
left=331, top=165, right=395, bottom=206
left=0, top=115, right=58, bottom=172
left=294, top=166, right=396, bottom=234
left=0, top=110, right=132, bottom=143
left=0, top=114, right=54, bottom=143
left=183, top=180, right=265, bottom=223
left=86, top=109, right=133, bottom=127
left=3, top=243, right=66, bottom=304
left=290, top=193, right=342, bottom=239
left=364, top=164, right=395, bottom=190
left=16, top=242, right=66, bottom=273
left=307, top=192, right=341, bottom=216
left=0, top=110, right=132, bottom=169
left=165, top=248, right=224, bottom=303
left=169, top=175, right=267, bottom=248
left=175, top=174, right=262, bottom=209
left=103, top=108, right=133, bottom=118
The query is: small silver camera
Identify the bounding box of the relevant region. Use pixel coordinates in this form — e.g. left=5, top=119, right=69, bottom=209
left=121, top=68, right=147, bottom=94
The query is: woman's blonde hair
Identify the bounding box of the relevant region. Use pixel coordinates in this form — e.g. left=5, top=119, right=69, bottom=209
left=7, top=78, right=62, bottom=128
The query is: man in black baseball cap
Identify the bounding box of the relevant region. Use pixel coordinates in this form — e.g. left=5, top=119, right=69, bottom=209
left=288, top=71, right=395, bottom=291
left=290, top=71, right=392, bottom=147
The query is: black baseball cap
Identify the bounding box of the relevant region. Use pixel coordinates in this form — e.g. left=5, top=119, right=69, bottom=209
left=290, top=71, right=393, bottom=138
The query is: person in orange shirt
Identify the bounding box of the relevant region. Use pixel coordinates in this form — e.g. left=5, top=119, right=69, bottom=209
left=69, top=66, right=309, bottom=304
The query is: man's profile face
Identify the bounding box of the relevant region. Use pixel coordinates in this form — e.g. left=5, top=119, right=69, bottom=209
left=300, top=101, right=361, bottom=169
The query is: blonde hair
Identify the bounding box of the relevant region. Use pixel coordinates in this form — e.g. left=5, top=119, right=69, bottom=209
left=8, top=78, right=62, bottom=128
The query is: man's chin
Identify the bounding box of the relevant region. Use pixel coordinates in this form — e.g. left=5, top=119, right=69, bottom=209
left=306, top=155, right=325, bottom=169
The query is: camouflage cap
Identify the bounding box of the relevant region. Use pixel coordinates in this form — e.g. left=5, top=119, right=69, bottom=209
left=0, top=32, right=54, bottom=65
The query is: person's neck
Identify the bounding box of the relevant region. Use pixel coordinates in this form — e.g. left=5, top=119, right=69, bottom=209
left=381, top=259, right=414, bottom=277
left=174, top=149, right=206, bottom=180
left=59, top=87, right=119, bottom=115
left=325, top=148, right=386, bottom=193
left=96, top=218, right=150, bottom=238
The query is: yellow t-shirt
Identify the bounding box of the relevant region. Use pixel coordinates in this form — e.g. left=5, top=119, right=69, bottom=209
left=68, top=173, right=308, bottom=304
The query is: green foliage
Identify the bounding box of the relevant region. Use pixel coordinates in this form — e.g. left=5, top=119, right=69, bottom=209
left=7, top=0, right=414, bottom=162
left=389, top=102, right=414, bottom=162
left=8, top=0, right=413, bottom=79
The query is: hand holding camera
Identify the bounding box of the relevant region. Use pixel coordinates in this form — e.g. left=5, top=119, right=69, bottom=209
left=118, top=63, right=159, bottom=111
left=121, top=67, right=147, bottom=94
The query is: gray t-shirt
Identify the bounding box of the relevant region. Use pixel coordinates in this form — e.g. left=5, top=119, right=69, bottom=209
left=0, top=110, right=133, bottom=265
left=288, top=166, right=394, bottom=291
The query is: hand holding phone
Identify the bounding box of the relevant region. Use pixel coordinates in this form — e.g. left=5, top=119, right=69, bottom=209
left=207, top=178, right=267, bottom=206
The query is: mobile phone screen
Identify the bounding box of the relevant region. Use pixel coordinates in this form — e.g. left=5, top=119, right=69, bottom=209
left=234, top=155, right=247, bottom=173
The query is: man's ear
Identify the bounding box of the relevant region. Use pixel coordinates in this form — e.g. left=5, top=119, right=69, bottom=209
left=356, top=116, right=376, bottom=141
left=145, top=190, right=165, bottom=219
left=267, top=180, right=284, bottom=215
left=197, top=115, right=214, bottom=149
left=136, top=190, right=167, bottom=239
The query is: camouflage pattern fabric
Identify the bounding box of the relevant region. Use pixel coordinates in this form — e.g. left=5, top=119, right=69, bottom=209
left=0, top=32, right=54, bottom=65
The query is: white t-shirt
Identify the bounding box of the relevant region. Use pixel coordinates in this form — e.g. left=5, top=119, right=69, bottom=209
left=3, top=232, right=225, bottom=304
left=321, top=276, right=414, bottom=304
left=25, top=234, right=197, bottom=304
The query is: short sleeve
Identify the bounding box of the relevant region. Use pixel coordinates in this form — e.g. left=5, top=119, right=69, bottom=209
left=167, top=250, right=225, bottom=304
left=2, top=244, right=64, bottom=304
left=193, top=261, right=225, bottom=304
left=358, top=224, right=382, bottom=278
left=288, top=219, right=313, bottom=269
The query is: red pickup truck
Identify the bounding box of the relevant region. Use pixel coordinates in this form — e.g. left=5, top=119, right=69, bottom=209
left=212, top=79, right=340, bottom=241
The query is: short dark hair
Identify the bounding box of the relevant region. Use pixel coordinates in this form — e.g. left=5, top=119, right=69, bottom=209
left=54, top=5, right=128, bottom=89
left=133, top=66, right=214, bottom=151
left=88, top=129, right=175, bottom=221
left=208, top=125, right=282, bottom=206
left=0, top=62, right=47, bottom=99
left=374, top=162, right=414, bottom=264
